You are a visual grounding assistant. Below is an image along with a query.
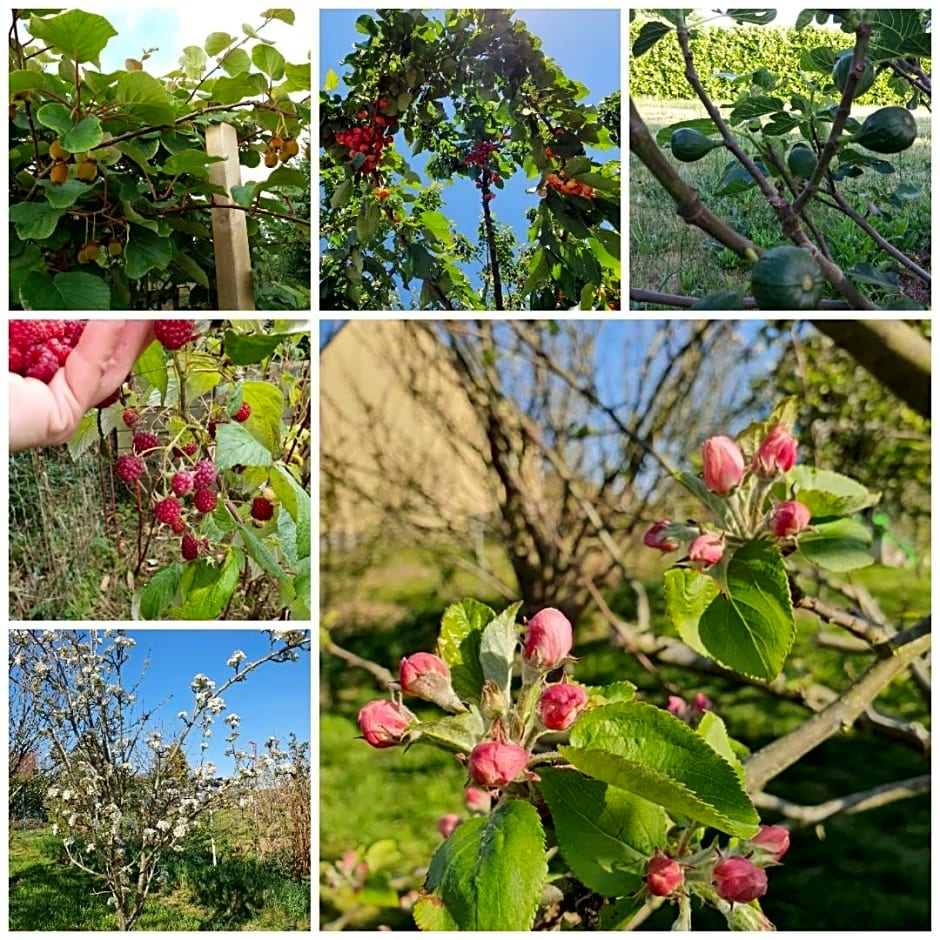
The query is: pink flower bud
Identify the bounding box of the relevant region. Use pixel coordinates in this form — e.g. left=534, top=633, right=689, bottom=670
left=464, top=786, right=492, bottom=813
left=537, top=682, right=589, bottom=731
left=693, top=692, right=712, bottom=713
left=753, top=425, right=798, bottom=475
left=468, top=741, right=529, bottom=787
left=646, top=852, right=684, bottom=896
left=356, top=700, right=415, bottom=749
left=667, top=695, right=687, bottom=717
left=688, top=532, right=723, bottom=566
left=751, top=824, right=790, bottom=862
left=643, top=519, right=679, bottom=552
left=713, top=856, right=768, bottom=903
left=771, top=500, right=811, bottom=537
left=437, top=813, right=462, bottom=838
left=523, top=607, right=573, bottom=669
left=702, top=435, right=746, bottom=495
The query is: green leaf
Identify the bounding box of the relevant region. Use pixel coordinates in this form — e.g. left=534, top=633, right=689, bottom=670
left=210, top=72, right=267, bottom=105
left=691, top=289, right=744, bottom=309
left=411, top=242, right=437, bottom=279
left=520, top=248, right=551, bottom=296
left=540, top=768, right=668, bottom=896
left=415, top=709, right=485, bottom=753
left=176, top=548, right=242, bottom=619
left=330, top=179, right=352, bottom=209
left=19, top=271, right=111, bottom=310
left=715, top=159, right=765, bottom=197
left=800, top=45, right=837, bottom=74
left=236, top=520, right=290, bottom=585
left=125, top=225, right=176, bottom=279
left=632, top=21, right=672, bottom=58
left=725, top=9, right=777, bottom=25
left=221, top=48, right=252, bottom=77
left=29, top=10, right=117, bottom=65
left=664, top=567, right=720, bottom=657
left=421, top=801, right=547, bottom=930
left=34, top=102, right=73, bottom=137
left=113, top=71, right=176, bottom=125
left=479, top=602, right=522, bottom=707
left=729, top=95, right=784, bottom=125
left=173, top=251, right=210, bottom=289
left=214, top=421, right=273, bottom=470
left=735, top=396, right=799, bottom=458
left=164, top=149, right=225, bottom=177
left=794, top=517, right=874, bottom=572
left=698, top=541, right=796, bottom=680
left=223, top=331, right=286, bottom=365
left=563, top=702, right=760, bottom=838
left=61, top=114, right=104, bottom=153
left=9, top=202, right=65, bottom=241
left=785, top=466, right=880, bottom=516
left=262, top=8, right=295, bottom=25
left=696, top=711, right=746, bottom=783
left=869, top=9, right=931, bottom=59
left=179, top=44, right=208, bottom=79
left=138, top=563, right=182, bottom=620
left=420, top=209, right=452, bottom=243
left=252, top=43, right=285, bottom=80
left=205, top=32, right=235, bottom=56
left=439, top=599, right=495, bottom=702
left=270, top=463, right=310, bottom=558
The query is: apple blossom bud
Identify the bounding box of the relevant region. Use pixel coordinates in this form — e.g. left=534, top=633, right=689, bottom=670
left=523, top=607, right=573, bottom=669
left=702, top=436, right=746, bottom=495
left=646, top=852, right=684, bottom=896
left=643, top=519, right=679, bottom=552
left=688, top=532, right=723, bottom=566
left=667, top=695, right=686, bottom=717
left=464, top=786, right=492, bottom=813
left=468, top=741, right=529, bottom=787
left=771, top=500, right=811, bottom=537
left=357, top=700, right=415, bottom=749
left=753, top=425, right=798, bottom=476
left=399, top=652, right=465, bottom=711
left=537, top=682, right=589, bottom=731
left=713, top=856, right=768, bottom=903
left=751, top=824, right=790, bottom=862
left=437, top=813, right=462, bottom=838
left=693, top=692, right=712, bottom=713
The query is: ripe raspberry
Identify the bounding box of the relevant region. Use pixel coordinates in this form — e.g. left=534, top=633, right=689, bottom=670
left=250, top=497, right=274, bottom=521
left=122, top=408, right=141, bottom=429
left=62, top=320, right=87, bottom=347
left=9, top=346, right=23, bottom=374
left=132, top=431, right=160, bottom=455
left=116, top=454, right=144, bottom=484
left=193, top=459, right=217, bottom=489
left=183, top=441, right=198, bottom=456
left=194, top=488, right=218, bottom=513
left=208, top=418, right=228, bottom=439
left=181, top=533, right=200, bottom=561
left=170, top=517, right=187, bottom=534
left=46, top=336, right=73, bottom=365
left=154, top=319, right=195, bottom=350
left=171, top=470, right=195, bottom=497
left=154, top=497, right=182, bottom=524
left=9, top=320, right=65, bottom=353
left=95, top=387, right=122, bottom=409
left=24, top=346, right=60, bottom=383
left=233, top=401, right=251, bottom=422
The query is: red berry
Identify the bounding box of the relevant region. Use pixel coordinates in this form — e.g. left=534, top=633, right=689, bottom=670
left=233, top=401, right=251, bottom=422
left=170, top=517, right=187, bottom=534
left=62, top=320, right=87, bottom=347
left=116, top=454, right=144, bottom=484
left=154, top=497, right=182, bottom=524
left=9, top=346, right=23, bottom=374
left=171, top=470, right=195, bottom=497
left=46, top=336, right=72, bottom=365
left=122, top=408, right=141, bottom=428
left=10, top=320, right=65, bottom=354
left=95, top=387, right=122, bottom=409
left=153, top=319, right=195, bottom=350
left=183, top=441, right=199, bottom=456
left=193, top=459, right=217, bottom=489
left=181, top=533, right=199, bottom=561
left=24, top=346, right=60, bottom=383
left=193, top=488, right=217, bottom=513
left=132, top=432, right=160, bottom=455
left=250, top=497, right=274, bottom=521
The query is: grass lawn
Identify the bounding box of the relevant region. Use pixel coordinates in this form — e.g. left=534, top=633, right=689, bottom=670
left=630, top=97, right=931, bottom=309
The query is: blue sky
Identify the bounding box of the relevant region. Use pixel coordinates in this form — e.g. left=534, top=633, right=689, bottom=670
left=319, top=8, right=621, bottom=303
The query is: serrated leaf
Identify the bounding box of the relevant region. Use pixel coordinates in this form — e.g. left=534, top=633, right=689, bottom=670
left=176, top=548, right=242, bottom=619
left=138, top=563, right=182, bottom=620
left=270, top=463, right=310, bottom=560
left=214, top=421, right=273, bottom=469
left=28, top=10, right=117, bottom=65
left=632, top=21, right=672, bottom=58
left=540, top=768, right=668, bottom=896
left=479, top=602, right=522, bottom=707
left=869, top=9, right=931, bottom=59
left=794, top=517, right=874, bottom=572
left=729, top=95, right=784, bottom=125
left=223, top=331, right=286, bottom=365
left=420, top=209, right=452, bottom=243
left=414, top=709, right=485, bottom=753
left=563, top=702, right=760, bottom=838
left=664, top=567, right=720, bottom=658
left=785, top=466, right=880, bottom=515
left=19, top=271, right=111, bottom=310
left=9, top=203, right=65, bottom=241
left=438, top=599, right=494, bottom=702
left=324, top=67, right=339, bottom=92
left=696, top=711, right=746, bottom=783
left=422, top=801, right=547, bottom=930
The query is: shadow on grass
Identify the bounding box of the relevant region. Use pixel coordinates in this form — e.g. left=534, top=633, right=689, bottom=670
left=10, top=860, right=115, bottom=930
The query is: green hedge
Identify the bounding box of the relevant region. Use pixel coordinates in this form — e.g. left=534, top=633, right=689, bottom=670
left=629, top=21, right=911, bottom=106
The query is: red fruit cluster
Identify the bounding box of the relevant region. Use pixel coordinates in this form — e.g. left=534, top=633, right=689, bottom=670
left=153, top=319, right=195, bottom=350
left=194, top=488, right=218, bottom=513
left=233, top=401, right=251, bottom=422
left=171, top=470, right=195, bottom=497
left=9, top=319, right=87, bottom=383
left=464, top=139, right=501, bottom=166
left=193, top=458, right=217, bottom=489
left=250, top=497, right=274, bottom=521
left=116, top=453, right=144, bottom=484
left=122, top=407, right=141, bottom=428
left=544, top=171, right=595, bottom=199
left=132, top=431, right=161, bottom=455
left=154, top=497, right=182, bottom=525
left=334, top=110, right=397, bottom=175
left=181, top=533, right=210, bottom=561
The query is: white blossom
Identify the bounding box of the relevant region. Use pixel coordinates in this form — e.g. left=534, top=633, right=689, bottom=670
left=226, top=650, right=246, bottom=668
left=156, top=819, right=171, bottom=832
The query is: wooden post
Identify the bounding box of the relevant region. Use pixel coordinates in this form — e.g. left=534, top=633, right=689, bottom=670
left=207, top=122, right=255, bottom=310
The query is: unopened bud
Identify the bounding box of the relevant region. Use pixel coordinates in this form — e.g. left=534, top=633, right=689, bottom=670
left=437, top=813, right=462, bottom=838
left=399, top=652, right=465, bottom=711
left=771, top=500, right=811, bottom=537
left=464, top=786, right=492, bottom=813
left=751, top=824, right=790, bottom=862
left=702, top=435, right=746, bottom=495
left=646, top=852, right=684, bottom=897
left=523, top=607, right=573, bottom=669
left=713, top=856, right=768, bottom=903
left=357, top=700, right=415, bottom=749
left=688, top=532, right=723, bottom=567
left=468, top=741, right=529, bottom=787
left=753, top=425, right=798, bottom=476
left=643, top=519, right=679, bottom=552
left=537, top=682, right=589, bottom=731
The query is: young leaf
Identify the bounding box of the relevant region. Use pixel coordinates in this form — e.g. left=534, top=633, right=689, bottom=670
left=632, top=21, right=671, bottom=58
left=479, top=602, right=522, bottom=707
left=786, top=466, right=880, bottom=516
left=794, top=518, right=874, bottom=572
left=438, top=599, right=494, bottom=701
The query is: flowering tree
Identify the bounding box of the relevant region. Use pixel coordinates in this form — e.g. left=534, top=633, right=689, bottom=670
left=340, top=401, right=929, bottom=930
left=10, top=628, right=309, bottom=931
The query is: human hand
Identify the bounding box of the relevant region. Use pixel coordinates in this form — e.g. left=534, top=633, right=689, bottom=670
left=10, top=320, right=154, bottom=452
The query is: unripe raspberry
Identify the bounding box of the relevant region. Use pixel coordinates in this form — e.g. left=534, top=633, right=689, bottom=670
left=233, top=401, right=251, bottom=422
left=193, top=458, right=217, bottom=489
left=250, top=497, right=274, bottom=521
left=468, top=741, right=528, bottom=787
left=537, top=682, right=589, bottom=731
left=771, top=500, right=811, bottom=537
left=116, top=454, right=144, bottom=484
left=132, top=431, right=160, bottom=455
left=193, top=488, right=218, bottom=513
left=643, top=519, right=679, bottom=552
left=122, top=407, right=142, bottom=428
left=523, top=607, right=573, bottom=669
left=702, top=435, right=746, bottom=495
left=464, top=786, right=492, bottom=814
left=712, top=856, right=768, bottom=903
left=153, top=319, right=195, bottom=350
left=171, top=470, right=195, bottom=497
left=437, top=814, right=462, bottom=839
left=357, top=699, right=415, bottom=749
left=688, top=532, right=723, bottom=567
left=646, top=852, right=684, bottom=897
left=751, top=824, right=790, bottom=862
left=753, top=425, right=798, bottom=476
left=154, top=497, right=182, bottom=525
